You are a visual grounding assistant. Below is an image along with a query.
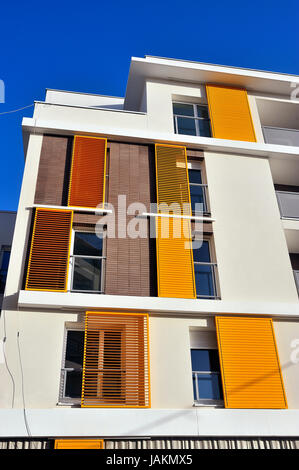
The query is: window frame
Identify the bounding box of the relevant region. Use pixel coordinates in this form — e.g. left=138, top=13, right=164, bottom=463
left=59, top=324, right=85, bottom=405
left=187, top=161, right=210, bottom=215
left=191, top=346, right=224, bottom=407
left=173, top=101, right=211, bottom=137
left=192, top=236, right=220, bottom=300
left=68, top=229, right=106, bottom=294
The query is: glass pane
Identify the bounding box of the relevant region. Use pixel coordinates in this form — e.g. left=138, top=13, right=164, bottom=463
left=190, top=185, right=206, bottom=213
left=65, top=331, right=84, bottom=368
left=188, top=169, right=202, bottom=185
left=198, top=119, right=211, bottom=137
left=176, top=117, right=197, bottom=136
left=173, top=103, right=195, bottom=116
left=191, top=349, right=220, bottom=372
left=196, top=373, right=223, bottom=400
left=196, top=105, right=209, bottom=119
left=1, top=251, right=10, bottom=270
left=194, top=263, right=215, bottom=298
left=74, top=232, right=102, bottom=256
left=73, top=257, right=102, bottom=291
left=65, top=370, right=83, bottom=398
left=193, top=240, right=211, bottom=263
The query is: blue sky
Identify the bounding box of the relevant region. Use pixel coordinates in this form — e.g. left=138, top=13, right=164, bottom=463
left=1, top=0, right=298, bottom=211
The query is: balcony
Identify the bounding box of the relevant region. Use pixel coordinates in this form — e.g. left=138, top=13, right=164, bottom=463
left=263, top=126, right=299, bottom=147
left=276, top=191, right=299, bottom=219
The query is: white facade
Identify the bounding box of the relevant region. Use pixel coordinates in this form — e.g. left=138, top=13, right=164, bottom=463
left=1, top=56, right=299, bottom=444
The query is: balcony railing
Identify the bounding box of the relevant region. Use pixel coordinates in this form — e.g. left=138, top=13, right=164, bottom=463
left=276, top=191, right=299, bottom=219
left=263, top=126, right=299, bottom=147
left=294, top=270, right=299, bottom=295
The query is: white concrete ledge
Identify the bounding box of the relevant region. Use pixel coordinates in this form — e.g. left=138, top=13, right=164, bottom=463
left=1, top=408, right=299, bottom=438
left=18, top=290, right=299, bottom=318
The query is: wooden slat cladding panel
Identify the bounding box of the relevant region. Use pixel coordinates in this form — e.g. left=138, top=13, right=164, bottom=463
left=68, top=136, right=107, bottom=208
left=155, top=144, right=191, bottom=215
left=216, top=316, right=287, bottom=409
left=25, top=209, right=73, bottom=291
left=105, top=143, right=155, bottom=297
left=34, top=135, right=73, bottom=206
left=81, top=312, right=150, bottom=408
left=55, top=439, right=103, bottom=449
left=206, top=85, right=256, bottom=142
left=156, top=217, right=196, bottom=298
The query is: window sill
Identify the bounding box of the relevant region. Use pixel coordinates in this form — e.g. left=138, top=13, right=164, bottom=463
left=193, top=402, right=224, bottom=408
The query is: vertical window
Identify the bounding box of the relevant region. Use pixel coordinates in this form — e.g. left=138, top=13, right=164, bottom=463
left=70, top=231, right=105, bottom=293
left=173, top=102, right=211, bottom=137
left=0, top=247, right=11, bottom=294
left=191, top=348, right=223, bottom=405
left=60, top=329, right=84, bottom=403
left=193, top=239, right=218, bottom=299
left=188, top=168, right=209, bottom=214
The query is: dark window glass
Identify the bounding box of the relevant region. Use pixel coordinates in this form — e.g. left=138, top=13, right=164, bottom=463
left=198, top=119, right=211, bottom=137
left=194, top=263, right=215, bottom=298
left=73, top=257, right=102, bottom=292
left=65, top=331, right=84, bottom=368
left=193, top=240, right=211, bottom=263
left=190, top=185, right=205, bottom=213
left=64, top=330, right=84, bottom=398
left=0, top=250, right=10, bottom=294
left=74, top=232, right=102, bottom=257
left=188, top=169, right=202, bottom=185
left=173, top=103, right=195, bottom=116
left=176, top=117, right=197, bottom=136
left=196, top=105, right=209, bottom=119
left=191, top=349, right=220, bottom=372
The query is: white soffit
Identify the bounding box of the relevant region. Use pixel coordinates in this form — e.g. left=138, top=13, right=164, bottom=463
left=124, top=56, right=299, bottom=110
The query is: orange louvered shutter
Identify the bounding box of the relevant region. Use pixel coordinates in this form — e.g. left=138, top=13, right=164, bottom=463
left=54, top=439, right=104, bottom=449
left=206, top=85, right=256, bottom=142
left=25, top=208, right=73, bottom=291
left=68, top=135, right=107, bottom=208
left=81, top=312, right=150, bottom=408
left=154, top=144, right=196, bottom=299
left=216, top=316, right=287, bottom=409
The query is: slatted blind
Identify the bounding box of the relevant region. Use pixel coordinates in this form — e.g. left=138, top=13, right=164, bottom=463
left=155, top=144, right=196, bottom=298
left=206, top=85, right=256, bottom=142
left=155, top=144, right=191, bottom=215
left=54, top=439, right=104, bottom=449
left=215, top=316, right=287, bottom=409
left=156, top=217, right=196, bottom=298
left=81, top=312, right=150, bottom=408
left=68, top=135, right=107, bottom=208
left=25, top=208, right=73, bottom=291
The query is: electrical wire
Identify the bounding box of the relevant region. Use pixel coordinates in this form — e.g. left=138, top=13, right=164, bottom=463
left=16, top=331, right=34, bottom=441
left=2, top=310, right=15, bottom=408
left=0, top=104, right=34, bottom=115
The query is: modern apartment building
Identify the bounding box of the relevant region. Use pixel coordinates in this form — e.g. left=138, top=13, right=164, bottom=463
left=1, top=56, right=299, bottom=450
left=0, top=211, right=16, bottom=309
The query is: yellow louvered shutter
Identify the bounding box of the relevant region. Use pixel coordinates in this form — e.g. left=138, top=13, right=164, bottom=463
left=206, top=85, right=256, bottom=142
left=215, top=316, right=287, bottom=409
left=81, top=312, right=150, bottom=408
left=155, top=144, right=196, bottom=299
left=25, top=209, right=73, bottom=291
left=54, top=439, right=104, bottom=449
left=68, top=135, right=107, bottom=209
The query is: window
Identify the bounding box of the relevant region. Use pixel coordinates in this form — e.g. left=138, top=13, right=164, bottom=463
left=0, top=247, right=11, bottom=294
left=188, top=167, right=209, bottom=214
left=193, top=239, right=218, bottom=299
left=70, top=231, right=105, bottom=293
left=191, top=348, right=223, bottom=406
left=60, top=329, right=84, bottom=403
left=173, top=102, right=211, bottom=137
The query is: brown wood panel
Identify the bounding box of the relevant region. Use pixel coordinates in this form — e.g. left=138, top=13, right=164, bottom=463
left=34, top=135, right=73, bottom=206
left=105, top=143, right=156, bottom=297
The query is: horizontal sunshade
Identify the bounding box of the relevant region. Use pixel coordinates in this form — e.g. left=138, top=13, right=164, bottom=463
left=206, top=85, right=256, bottom=142
left=81, top=312, right=150, bottom=408
left=216, top=316, right=287, bottom=409
left=25, top=209, right=73, bottom=291
left=156, top=217, right=196, bottom=299
left=54, top=439, right=104, bottom=449
left=68, top=135, right=107, bottom=208
left=155, top=144, right=191, bottom=215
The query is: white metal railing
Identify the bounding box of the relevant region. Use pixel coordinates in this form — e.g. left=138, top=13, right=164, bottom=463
left=263, top=126, right=299, bottom=147
left=294, top=270, right=299, bottom=295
